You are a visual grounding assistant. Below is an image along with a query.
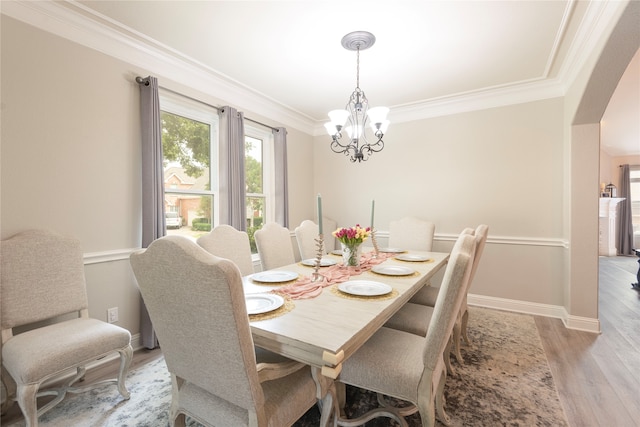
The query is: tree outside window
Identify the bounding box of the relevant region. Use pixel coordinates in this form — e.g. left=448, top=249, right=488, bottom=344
left=160, top=92, right=218, bottom=240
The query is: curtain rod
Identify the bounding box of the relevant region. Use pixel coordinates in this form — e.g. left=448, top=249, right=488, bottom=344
left=135, top=76, right=279, bottom=132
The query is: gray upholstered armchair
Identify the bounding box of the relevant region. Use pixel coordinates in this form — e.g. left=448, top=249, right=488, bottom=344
left=1, top=229, right=132, bottom=427
left=197, top=224, right=255, bottom=276
left=336, top=232, right=476, bottom=427
left=402, top=224, right=489, bottom=363
left=254, top=222, right=297, bottom=270
left=130, top=235, right=337, bottom=426
left=388, top=216, right=436, bottom=251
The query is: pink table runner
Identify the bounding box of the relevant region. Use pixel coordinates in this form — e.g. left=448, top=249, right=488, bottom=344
left=274, top=251, right=396, bottom=300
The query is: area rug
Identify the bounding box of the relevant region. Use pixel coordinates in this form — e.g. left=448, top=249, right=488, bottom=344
left=4, top=307, right=568, bottom=426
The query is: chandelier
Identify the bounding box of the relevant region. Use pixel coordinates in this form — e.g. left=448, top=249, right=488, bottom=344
left=324, top=31, right=389, bottom=163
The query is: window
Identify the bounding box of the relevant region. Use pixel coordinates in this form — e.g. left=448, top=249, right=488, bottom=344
left=160, top=91, right=218, bottom=239
left=245, top=124, right=275, bottom=253
left=159, top=91, right=276, bottom=243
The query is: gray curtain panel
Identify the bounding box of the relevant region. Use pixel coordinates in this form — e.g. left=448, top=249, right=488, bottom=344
left=274, top=127, right=289, bottom=228
left=618, top=164, right=634, bottom=255
left=219, top=106, right=247, bottom=231
left=138, top=75, right=165, bottom=349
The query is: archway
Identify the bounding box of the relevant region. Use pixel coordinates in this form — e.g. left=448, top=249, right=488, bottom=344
left=568, top=0, right=639, bottom=330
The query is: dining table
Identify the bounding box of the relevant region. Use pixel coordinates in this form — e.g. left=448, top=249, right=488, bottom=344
left=243, top=248, right=450, bottom=379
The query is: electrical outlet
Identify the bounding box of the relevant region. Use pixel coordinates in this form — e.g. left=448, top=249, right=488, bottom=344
left=107, top=307, right=119, bottom=323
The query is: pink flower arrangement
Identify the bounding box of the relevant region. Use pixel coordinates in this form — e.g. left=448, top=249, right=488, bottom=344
left=332, top=224, right=371, bottom=246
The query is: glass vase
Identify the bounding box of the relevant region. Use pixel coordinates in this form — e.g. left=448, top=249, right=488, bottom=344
left=341, top=242, right=362, bottom=267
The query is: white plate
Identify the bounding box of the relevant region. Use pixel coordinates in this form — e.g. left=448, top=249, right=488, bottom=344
left=251, top=271, right=298, bottom=283
left=301, top=258, right=337, bottom=267
left=245, top=293, right=284, bottom=315
left=395, top=254, right=432, bottom=262
left=371, top=265, right=415, bottom=276
left=379, top=247, right=406, bottom=253
left=338, top=280, right=392, bottom=296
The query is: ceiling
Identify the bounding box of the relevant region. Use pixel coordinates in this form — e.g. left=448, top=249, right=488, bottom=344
left=7, top=1, right=638, bottom=155
left=76, top=0, right=576, bottom=121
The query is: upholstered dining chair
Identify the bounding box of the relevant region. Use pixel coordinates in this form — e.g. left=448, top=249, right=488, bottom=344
left=388, top=217, right=436, bottom=251
left=294, top=217, right=339, bottom=260
left=383, top=228, right=474, bottom=373
left=1, top=229, right=133, bottom=427
left=254, top=222, right=297, bottom=270
left=197, top=224, right=255, bottom=276
left=336, top=232, right=476, bottom=427
left=323, top=216, right=338, bottom=252
left=130, top=235, right=337, bottom=427
left=295, top=220, right=320, bottom=260
left=392, top=225, right=489, bottom=363
left=294, top=217, right=339, bottom=259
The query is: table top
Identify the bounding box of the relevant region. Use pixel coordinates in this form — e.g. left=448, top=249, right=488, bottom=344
left=243, top=250, right=449, bottom=378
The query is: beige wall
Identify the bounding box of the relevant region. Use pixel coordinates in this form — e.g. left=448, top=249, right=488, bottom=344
left=313, top=98, right=566, bottom=307
left=601, top=154, right=640, bottom=190
left=0, top=16, right=314, bottom=337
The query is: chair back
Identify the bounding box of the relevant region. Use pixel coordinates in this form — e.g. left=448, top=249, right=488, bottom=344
left=130, top=236, right=264, bottom=413
left=468, top=224, right=489, bottom=287
left=295, top=220, right=319, bottom=260
left=1, top=229, right=89, bottom=331
left=197, top=224, right=255, bottom=276
left=389, top=217, right=435, bottom=251
left=323, top=216, right=338, bottom=251
left=422, top=232, right=475, bottom=371
left=254, top=222, right=296, bottom=270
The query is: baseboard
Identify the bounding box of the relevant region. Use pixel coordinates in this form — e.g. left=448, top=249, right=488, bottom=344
left=561, top=312, right=602, bottom=333
left=467, top=294, right=601, bottom=333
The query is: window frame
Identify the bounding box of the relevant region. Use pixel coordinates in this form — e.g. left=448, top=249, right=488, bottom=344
left=159, top=90, right=219, bottom=230
left=245, top=123, right=275, bottom=226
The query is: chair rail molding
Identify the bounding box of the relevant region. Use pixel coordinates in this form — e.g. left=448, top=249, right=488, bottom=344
left=84, top=248, right=139, bottom=265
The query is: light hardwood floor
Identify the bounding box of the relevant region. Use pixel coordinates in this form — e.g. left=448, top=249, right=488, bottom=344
left=2, top=256, right=639, bottom=426
left=536, top=255, right=640, bottom=427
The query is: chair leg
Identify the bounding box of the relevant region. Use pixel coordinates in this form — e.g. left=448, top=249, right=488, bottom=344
left=416, top=376, right=436, bottom=427
left=172, top=413, right=187, bottom=427
left=435, top=366, right=451, bottom=426
left=319, top=383, right=339, bottom=427
left=1, top=366, right=17, bottom=415
left=117, top=345, right=133, bottom=399
left=336, top=381, right=347, bottom=417
left=452, top=321, right=464, bottom=364
left=461, top=309, right=470, bottom=345
left=16, top=383, right=39, bottom=427
left=336, top=406, right=408, bottom=427
left=443, top=335, right=454, bottom=376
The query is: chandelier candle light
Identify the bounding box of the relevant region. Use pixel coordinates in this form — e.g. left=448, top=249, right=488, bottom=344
left=370, top=199, right=380, bottom=257
left=325, top=31, right=390, bottom=163
left=312, top=194, right=325, bottom=281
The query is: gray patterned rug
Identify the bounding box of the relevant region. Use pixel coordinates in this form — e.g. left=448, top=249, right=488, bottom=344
left=4, top=307, right=568, bottom=426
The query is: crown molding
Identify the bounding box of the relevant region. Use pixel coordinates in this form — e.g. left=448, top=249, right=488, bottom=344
left=1, top=0, right=318, bottom=134
left=3, top=0, right=623, bottom=137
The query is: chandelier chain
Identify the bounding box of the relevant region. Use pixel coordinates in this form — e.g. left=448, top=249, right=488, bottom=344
left=356, top=45, right=360, bottom=89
